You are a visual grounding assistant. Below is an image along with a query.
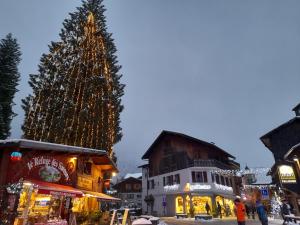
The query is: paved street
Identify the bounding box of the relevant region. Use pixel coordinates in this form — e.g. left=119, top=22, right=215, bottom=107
left=160, top=217, right=283, bottom=225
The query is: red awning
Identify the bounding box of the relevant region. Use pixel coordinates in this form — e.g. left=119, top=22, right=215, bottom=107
left=26, top=180, right=83, bottom=198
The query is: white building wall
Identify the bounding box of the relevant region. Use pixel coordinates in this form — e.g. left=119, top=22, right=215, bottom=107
left=142, top=166, right=236, bottom=216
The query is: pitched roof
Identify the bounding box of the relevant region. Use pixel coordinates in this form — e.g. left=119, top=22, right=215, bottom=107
left=113, top=176, right=142, bottom=189
left=260, top=117, right=300, bottom=149
left=142, top=130, right=235, bottom=159
left=0, top=139, right=106, bottom=155
left=0, top=139, right=118, bottom=171
left=292, top=103, right=300, bottom=112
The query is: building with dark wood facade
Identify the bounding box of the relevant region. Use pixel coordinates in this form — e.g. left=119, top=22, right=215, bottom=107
left=113, top=176, right=142, bottom=208
left=141, top=130, right=240, bottom=217
left=260, top=103, right=300, bottom=215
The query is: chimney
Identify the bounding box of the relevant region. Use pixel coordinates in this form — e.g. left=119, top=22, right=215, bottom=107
left=292, top=103, right=300, bottom=116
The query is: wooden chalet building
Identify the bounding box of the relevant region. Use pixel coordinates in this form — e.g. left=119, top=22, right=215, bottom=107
left=113, top=176, right=142, bottom=208
left=140, top=130, right=240, bottom=217
left=260, top=103, right=300, bottom=215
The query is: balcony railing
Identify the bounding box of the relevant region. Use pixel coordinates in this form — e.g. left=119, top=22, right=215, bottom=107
left=190, top=159, right=234, bottom=170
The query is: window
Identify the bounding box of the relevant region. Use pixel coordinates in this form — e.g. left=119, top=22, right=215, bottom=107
left=174, top=174, right=180, bottom=184
left=125, top=184, right=132, bottom=191
left=225, top=177, right=229, bottom=186
left=215, top=174, right=220, bottom=184
left=83, top=162, right=92, bottom=175
left=176, top=196, right=184, bottom=214
left=134, top=183, right=141, bottom=190
left=150, top=180, right=155, bottom=189
left=203, top=172, right=207, bottom=183
left=127, top=194, right=134, bottom=199
left=165, top=175, right=173, bottom=186
left=137, top=194, right=142, bottom=198
left=211, top=173, right=215, bottom=183
left=192, top=171, right=208, bottom=183
left=163, top=177, right=166, bottom=186
left=221, top=176, right=225, bottom=185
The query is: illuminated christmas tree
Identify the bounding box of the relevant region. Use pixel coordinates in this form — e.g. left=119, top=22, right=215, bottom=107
left=22, top=0, right=124, bottom=157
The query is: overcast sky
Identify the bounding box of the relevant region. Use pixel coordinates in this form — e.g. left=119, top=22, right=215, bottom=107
left=1, top=0, right=300, bottom=175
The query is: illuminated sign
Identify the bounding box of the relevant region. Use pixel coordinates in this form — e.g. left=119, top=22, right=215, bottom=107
left=26, top=156, right=70, bottom=182
left=190, top=184, right=211, bottom=191
left=164, top=184, right=179, bottom=191
left=279, top=165, right=296, bottom=184
left=214, top=184, right=233, bottom=192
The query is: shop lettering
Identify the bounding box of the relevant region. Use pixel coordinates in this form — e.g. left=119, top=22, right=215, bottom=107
left=27, top=156, right=69, bottom=180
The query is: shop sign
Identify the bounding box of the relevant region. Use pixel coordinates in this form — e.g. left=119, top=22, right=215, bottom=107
left=26, top=156, right=70, bottom=182
left=163, top=184, right=179, bottom=191
left=190, top=184, right=211, bottom=191
left=215, top=184, right=233, bottom=192
left=278, top=165, right=297, bottom=184
left=77, top=176, right=93, bottom=190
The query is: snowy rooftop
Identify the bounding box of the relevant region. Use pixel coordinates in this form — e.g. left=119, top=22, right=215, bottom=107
left=0, top=138, right=106, bottom=156
left=124, top=173, right=142, bottom=179
left=250, top=170, right=272, bottom=184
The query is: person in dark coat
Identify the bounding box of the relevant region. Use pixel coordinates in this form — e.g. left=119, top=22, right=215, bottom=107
left=281, top=200, right=291, bottom=223
left=256, top=199, right=268, bottom=225
left=217, top=202, right=222, bottom=218
left=251, top=203, right=256, bottom=219
left=205, top=202, right=211, bottom=215
left=245, top=204, right=250, bottom=219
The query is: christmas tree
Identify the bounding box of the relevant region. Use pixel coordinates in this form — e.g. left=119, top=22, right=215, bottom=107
left=22, top=0, right=124, bottom=156
left=0, top=34, right=21, bottom=140
left=270, top=195, right=281, bottom=218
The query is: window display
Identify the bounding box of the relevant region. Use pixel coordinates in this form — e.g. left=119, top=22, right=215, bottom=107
left=175, top=196, right=184, bottom=213
left=192, top=196, right=212, bottom=214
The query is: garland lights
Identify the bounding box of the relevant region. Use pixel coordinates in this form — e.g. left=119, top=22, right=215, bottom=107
left=211, top=167, right=271, bottom=176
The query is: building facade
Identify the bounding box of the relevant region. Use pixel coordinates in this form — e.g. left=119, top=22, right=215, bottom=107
left=0, top=139, right=119, bottom=224
left=113, top=176, right=142, bottom=208
left=260, top=103, right=300, bottom=215
left=141, top=130, right=240, bottom=217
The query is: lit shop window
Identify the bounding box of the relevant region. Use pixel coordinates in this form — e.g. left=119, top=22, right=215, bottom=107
left=176, top=196, right=184, bottom=213
left=192, top=196, right=212, bottom=214
left=185, top=196, right=191, bottom=214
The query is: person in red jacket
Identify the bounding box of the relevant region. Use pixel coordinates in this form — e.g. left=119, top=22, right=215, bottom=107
left=234, top=198, right=246, bottom=225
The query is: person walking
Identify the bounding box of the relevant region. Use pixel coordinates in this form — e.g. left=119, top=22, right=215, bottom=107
left=251, top=203, right=256, bottom=219
left=256, top=199, right=268, bottom=225
left=245, top=204, right=250, bottom=219
left=217, top=202, right=222, bottom=218
left=234, top=198, right=246, bottom=225
left=281, top=200, right=291, bottom=223
left=205, top=202, right=211, bottom=215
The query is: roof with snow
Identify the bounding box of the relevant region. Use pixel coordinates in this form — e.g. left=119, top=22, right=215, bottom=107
left=0, top=139, right=106, bottom=155
left=124, top=173, right=142, bottom=179
left=142, top=130, right=235, bottom=159
left=0, top=139, right=118, bottom=171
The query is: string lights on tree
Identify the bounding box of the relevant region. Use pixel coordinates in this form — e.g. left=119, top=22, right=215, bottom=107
left=22, top=0, right=124, bottom=158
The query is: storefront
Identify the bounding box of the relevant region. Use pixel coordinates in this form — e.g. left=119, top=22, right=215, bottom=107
left=0, top=139, right=119, bottom=224
left=215, top=195, right=235, bottom=216
left=174, top=194, right=234, bottom=217
left=15, top=180, right=83, bottom=225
